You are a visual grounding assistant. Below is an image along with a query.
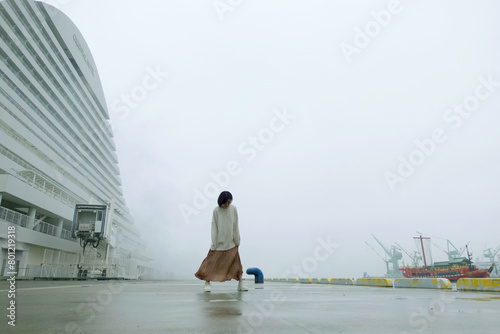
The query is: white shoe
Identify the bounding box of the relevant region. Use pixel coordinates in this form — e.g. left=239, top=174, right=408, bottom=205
left=238, top=281, right=248, bottom=291
left=204, top=281, right=211, bottom=292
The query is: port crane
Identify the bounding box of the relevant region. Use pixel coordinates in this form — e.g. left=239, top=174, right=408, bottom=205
left=483, top=244, right=500, bottom=262
left=370, top=234, right=403, bottom=277
left=365, top=242, right=388, bottom=266
left=416, top=231, right=468, bottom=261
left=395, top=242, right=421, bottom=267
left=446, top=239, right=469, bottom=260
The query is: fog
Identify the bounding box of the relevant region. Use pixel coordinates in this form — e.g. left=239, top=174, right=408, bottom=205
left=55, top=0, right=500, bottom=279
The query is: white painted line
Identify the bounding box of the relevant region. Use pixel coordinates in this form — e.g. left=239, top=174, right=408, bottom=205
left=0, top=285, right=89, bottom=292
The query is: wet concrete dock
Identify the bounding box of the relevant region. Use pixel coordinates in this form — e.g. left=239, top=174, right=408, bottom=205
left=1, top=279, right=499, bottom=333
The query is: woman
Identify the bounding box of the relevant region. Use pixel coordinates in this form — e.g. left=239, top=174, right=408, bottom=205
left=195, top=191, right=248, bottom=292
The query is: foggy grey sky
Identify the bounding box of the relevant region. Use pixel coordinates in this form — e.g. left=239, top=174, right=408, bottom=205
left=52, top=0, right=500, bottom=278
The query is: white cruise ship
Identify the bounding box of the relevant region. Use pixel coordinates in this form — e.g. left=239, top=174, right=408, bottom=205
left=0, top=0, right=153, bottom=279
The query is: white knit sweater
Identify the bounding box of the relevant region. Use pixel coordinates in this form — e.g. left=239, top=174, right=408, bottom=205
left=211, top=205, right=240, bottom=251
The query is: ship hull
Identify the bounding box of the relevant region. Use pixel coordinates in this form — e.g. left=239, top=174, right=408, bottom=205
left=399, top=267, right=492, bottom=282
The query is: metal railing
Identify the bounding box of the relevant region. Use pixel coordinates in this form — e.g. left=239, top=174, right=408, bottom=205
left=0, top=206, right=75, bottom=241
left=34, top=221, right=58, bottom=236
left=0, top=143, right=82, bottom=208
left=61, top=228, right=73, bottom=240
left=18, top=170, right=79, bottom=207
left=0, top=206, right=30, bottom=227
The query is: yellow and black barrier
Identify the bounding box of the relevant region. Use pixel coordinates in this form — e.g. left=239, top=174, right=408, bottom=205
left=393, top=278, right=451, bottom=289
left=329, top=278, right=354, bottom=285
left=355, top=278, right=392, bottom=287
left=456, top=278, right=500, bottom=292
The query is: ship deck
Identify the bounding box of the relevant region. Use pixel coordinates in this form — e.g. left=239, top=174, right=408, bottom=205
left=1, top=279, right=499, bottom=333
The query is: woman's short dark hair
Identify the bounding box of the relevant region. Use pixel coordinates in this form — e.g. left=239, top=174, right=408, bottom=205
left=217, top=191, right=233, bottom=207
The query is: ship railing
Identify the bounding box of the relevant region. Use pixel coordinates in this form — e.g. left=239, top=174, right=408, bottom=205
left=0, top=205, right=29, bottom=227
left=61, top=228, right=74, bottom=241
left=17, top=170, right=80, bottom=207
left=33, top=221, right=74, bottom=241
left=34, top=221, right=58, bottom=236
left=0, top=206, right=76, bottom=242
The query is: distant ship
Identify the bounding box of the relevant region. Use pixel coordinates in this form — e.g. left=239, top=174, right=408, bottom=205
left=399, top=236, right=495, bottom=281
left=399, top=257, right=495, bottom=281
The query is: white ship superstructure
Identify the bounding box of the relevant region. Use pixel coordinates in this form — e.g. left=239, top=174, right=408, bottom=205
left=0, top=0, right=152, bottom=279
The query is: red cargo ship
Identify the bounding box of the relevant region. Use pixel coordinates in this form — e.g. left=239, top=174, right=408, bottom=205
left=399, top=236, right=496, bottom=281
left=399, top=257, right=495, bottom=281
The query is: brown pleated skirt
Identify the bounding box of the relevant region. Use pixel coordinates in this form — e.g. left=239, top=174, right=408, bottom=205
left=195, top=246, right=243, bottom=282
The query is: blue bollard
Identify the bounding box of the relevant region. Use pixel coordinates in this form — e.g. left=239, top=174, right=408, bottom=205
left=246, top=267, right=264, bottom=284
